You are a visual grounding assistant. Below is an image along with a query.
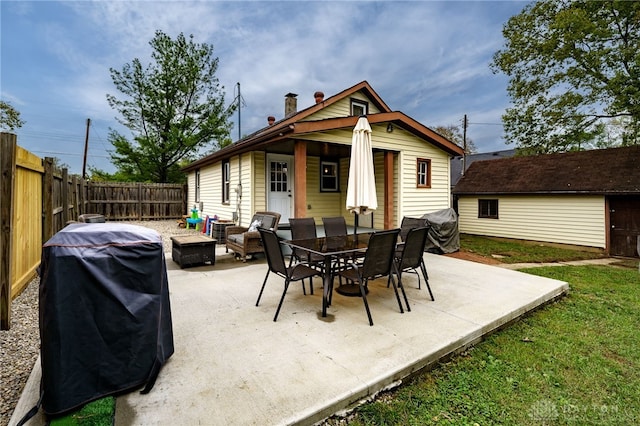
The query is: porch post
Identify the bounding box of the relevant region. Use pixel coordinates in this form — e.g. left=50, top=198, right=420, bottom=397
left=293, top=140, right=307, bottom=218
left=383, top=151, right=394, bottom=230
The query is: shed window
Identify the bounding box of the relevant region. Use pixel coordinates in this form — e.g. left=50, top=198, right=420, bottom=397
left=478, top=199, right=499, bottom=219
left=320, top=160, right=339, bottom=192
left=350, top=99, right=368, bottom=116
left=417, top=158, right=431, bottom=188
left=222, top=160, right=230, bottom=204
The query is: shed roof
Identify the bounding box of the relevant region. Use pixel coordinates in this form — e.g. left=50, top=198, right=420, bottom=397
left=451, top=149, right=516, bottom=187
left=452, top=145, right=640, bottom=195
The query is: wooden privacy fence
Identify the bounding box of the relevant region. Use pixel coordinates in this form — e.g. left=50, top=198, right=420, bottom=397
left=1, top=132, right=187, bottom=329
left=89, top=182, right=187, bottom=220
left=1, top=133, right=43, bottom=330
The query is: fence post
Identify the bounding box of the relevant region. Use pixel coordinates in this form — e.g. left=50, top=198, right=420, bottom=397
left=72, top=175, right=79, bottom=219
left=43, top=157, right=54, bottom=242
left=137, top=183, right=143, bottom=220
left=61, top=168, right=69, bottom=224
left=1, top=133, right=17, bottom=330
left=80, top=177, right=87, bottom=215
left=183, top=184, right=188, bottom=216
left=87, top=180, right=93, bottom=215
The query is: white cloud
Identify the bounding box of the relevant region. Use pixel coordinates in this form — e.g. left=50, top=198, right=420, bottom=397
left=2, top=0, right=525, bottom=173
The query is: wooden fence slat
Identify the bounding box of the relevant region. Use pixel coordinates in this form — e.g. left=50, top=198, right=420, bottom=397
left=1, top=133, right=17, bottom=330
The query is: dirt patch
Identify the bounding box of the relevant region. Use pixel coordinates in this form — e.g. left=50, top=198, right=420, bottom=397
left=443, top=250, right=503, bottom=265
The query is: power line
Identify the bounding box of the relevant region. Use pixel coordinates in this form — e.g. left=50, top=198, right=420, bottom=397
left=29, top=150, right=111, bottom=158
left=15, top=130, right=86, bottom=142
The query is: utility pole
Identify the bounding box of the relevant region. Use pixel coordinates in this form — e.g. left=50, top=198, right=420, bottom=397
left=237, top=82, right=241, bottom=141
left=82, top=118, right=90, bottom=179
left=462, top=114, right=468, bottom=176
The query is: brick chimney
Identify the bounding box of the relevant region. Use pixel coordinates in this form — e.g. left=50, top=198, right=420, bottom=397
left=285, top=93, right=298, bottom=117
left=267, top=116, right=275, bottom=126
left=314, top=91, right=324, bottom=103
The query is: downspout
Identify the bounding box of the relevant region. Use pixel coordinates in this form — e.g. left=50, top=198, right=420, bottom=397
left=235, top=82, right=243, bottom=225
left=235, top=158, right=242, bottom=225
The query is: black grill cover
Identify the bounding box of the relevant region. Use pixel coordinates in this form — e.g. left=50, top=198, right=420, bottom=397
left=39, top=223, right=174, bottom=416
left=422, top=208, right=460, bottom=254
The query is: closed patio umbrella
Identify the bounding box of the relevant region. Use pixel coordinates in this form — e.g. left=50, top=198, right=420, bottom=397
left=346, top=116, right=377, bottom=234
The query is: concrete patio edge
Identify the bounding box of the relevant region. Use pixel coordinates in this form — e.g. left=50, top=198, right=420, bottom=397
left=283, top=280, right=570, bottom=425
left=10, top=251, right=573, bottom=426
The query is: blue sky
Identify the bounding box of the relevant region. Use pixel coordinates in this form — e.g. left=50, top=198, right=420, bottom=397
left=1, top=0, right=528, bottom=175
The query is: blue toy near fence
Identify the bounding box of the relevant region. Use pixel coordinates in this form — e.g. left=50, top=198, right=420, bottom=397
left=186, top=206, right=203, bottom=230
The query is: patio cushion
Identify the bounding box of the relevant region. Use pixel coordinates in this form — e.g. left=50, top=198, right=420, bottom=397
left=228, top=233, right=245, bottom=244
left=253, top=214, right=277, bottom=230
left=248, top=219, right=263, bottom=232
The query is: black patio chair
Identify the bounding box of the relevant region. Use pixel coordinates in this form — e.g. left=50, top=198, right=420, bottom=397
left=288, top=217, right=324, bottom=295
left=395, top=216, right=429, bottom=262
left=335, top=228, right=403, bottom=326
left=322, top=216, right=348, bottom=237
left=392, top=226, right=434, bottom=304
left=399, top=216, right=428, bottom=242
left=256, top=228, right=323, bottom=322
left=322, top=216, right=354, bottom=289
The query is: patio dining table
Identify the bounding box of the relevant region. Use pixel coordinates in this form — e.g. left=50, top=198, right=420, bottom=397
left=283, top=232, right=373, bottom=317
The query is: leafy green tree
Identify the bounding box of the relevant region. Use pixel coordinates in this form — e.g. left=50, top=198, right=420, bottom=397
left=87, top=166, right=131, bottom=182
left=491, top=0, right=640, bottom=154
left=0, top=100, right=25, bottom=131
left=50, top=157, right=70, bottom=171
left=106, top=30, right=235, bottom=183
left=434, top=124, right=477, bottom=154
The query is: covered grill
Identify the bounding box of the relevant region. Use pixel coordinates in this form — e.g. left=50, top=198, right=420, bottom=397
left=38, top=223, right=174, bottom=416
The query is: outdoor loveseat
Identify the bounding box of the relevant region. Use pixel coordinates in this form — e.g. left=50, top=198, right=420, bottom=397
left=225, top=211, right=281, bottom=261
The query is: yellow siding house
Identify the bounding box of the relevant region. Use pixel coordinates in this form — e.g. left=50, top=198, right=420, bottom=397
left=183, top=81, right=463, bottom=231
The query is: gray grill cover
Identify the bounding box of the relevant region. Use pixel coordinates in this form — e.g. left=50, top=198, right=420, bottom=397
left=39, top=223, right=174, bottom=415
left=422, top=208, right=460, bottom=254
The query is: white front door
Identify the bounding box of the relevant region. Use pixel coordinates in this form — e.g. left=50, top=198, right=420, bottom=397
left=267, top=155, right=293, bottom=221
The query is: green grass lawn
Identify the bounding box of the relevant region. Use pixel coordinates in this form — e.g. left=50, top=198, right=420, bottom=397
left=344, top=264, right=640, bottom=425
left=49, top=397, right=114, bottom=426
left=50, top=235, right=639, bottom=425
left=458, top=234, right=609, bottom=264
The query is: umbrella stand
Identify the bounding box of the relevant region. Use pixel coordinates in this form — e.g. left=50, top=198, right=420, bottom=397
left=336, top=212, right=369, bottom=298
left=354, top=212, right=359, bottom=235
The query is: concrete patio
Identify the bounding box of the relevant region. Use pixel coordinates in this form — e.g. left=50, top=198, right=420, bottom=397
left=12, top=246, right=569, bottom=426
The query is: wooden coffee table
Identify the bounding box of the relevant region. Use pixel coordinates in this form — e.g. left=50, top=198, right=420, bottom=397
left=171, top=235, right=216, bottom=268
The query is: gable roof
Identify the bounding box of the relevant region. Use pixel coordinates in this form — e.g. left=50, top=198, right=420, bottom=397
left=452, top=145, right=640, bottom=196
left=183, top=81, right=463, bottom=172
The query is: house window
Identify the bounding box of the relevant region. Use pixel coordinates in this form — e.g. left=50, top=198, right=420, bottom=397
left=270, top=161, right=288, bottom=192
left=350, top=99, right=368, bottom=116
left=416, top=158, right=431, bottom=188
left=320, top=160, right=339, bottom=192
left=195, top=169, right=200, bottom=202
left=478, top=199, right=499, bottom=219
left=222, top=160, right=230, bottom=204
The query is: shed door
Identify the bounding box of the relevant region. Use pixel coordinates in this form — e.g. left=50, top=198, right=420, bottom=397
left=609, top=196, right=640, bottom=257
